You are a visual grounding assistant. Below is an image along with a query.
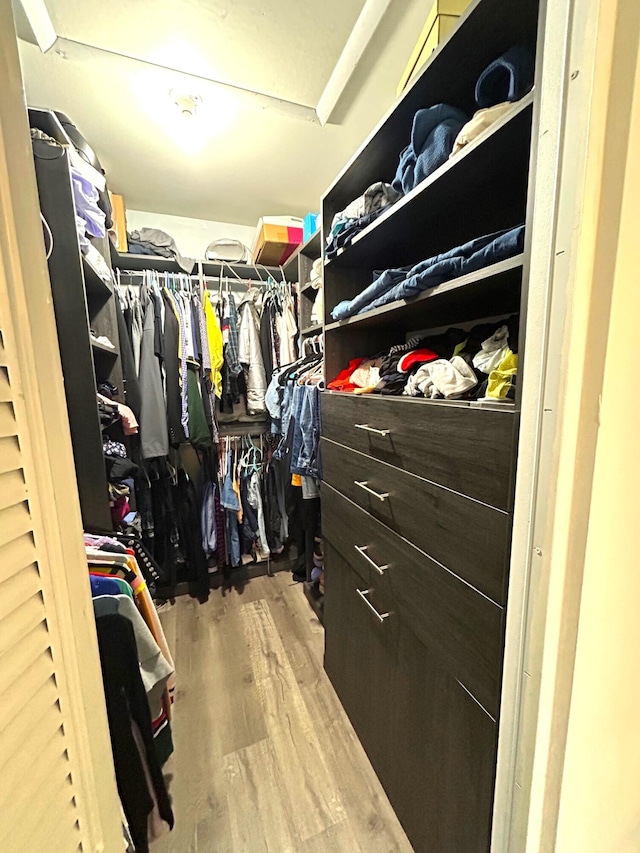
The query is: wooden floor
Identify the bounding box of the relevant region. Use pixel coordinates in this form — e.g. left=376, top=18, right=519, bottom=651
left=152, top=572, right=412, bottom=852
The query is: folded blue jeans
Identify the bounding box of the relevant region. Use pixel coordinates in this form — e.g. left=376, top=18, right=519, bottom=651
left=331, top=226, right=525, bottom=320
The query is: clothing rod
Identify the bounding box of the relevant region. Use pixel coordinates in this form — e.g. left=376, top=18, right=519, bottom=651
left=117, top=270, right=271, bottom=287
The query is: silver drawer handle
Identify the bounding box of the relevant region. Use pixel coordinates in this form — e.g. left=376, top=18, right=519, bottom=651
left=354, top=544, right=388, bottom=575
left=355, top=423, right=391, bottom=437
left=356, top=588, right=390, bottom=623
left=354, top=480, right=389, bottom=501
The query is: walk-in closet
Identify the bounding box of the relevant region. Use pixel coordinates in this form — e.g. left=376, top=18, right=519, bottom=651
left=3, top=0, right=640, bottom=851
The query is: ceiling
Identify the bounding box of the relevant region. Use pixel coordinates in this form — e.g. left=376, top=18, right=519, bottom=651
left=16, top=0, right=395, bottom=225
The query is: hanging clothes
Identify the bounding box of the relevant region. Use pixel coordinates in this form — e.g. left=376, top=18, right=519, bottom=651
left=139, top=285, right=169, bottom=459
left=95, top=613, right=174, bottom=853
left=277, top=293, right=298, bottom=366
left=114, top=295, right=142, bottom=421
left=162, top=288, right=187, bottom=446
left=238, top=296, right=267, bottom=414
left=203, top=292, right=224, bottom=397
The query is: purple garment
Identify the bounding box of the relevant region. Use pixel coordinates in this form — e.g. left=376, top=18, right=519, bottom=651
left=71, top=167, right=106, bottom=239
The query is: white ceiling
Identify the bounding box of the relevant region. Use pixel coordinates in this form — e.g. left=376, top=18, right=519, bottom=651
left=16, top=0, right=393, bottom=225
left=44, top=0, right=366, bottom=106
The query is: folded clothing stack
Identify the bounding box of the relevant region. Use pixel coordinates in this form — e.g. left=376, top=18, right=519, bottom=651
left=326, top=182, right=402, bottom=260
left=331, top=225, right=525, bottom=321
left=71, top=167, right=106, bottom=250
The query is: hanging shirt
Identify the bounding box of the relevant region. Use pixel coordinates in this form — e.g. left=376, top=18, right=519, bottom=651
left=222, top=293, right=242, bottom=375
left=128, top=287, right=144, bottom=376
left=165, top=290, right=190, bottom=440
left=139, top=289, right=169, bottom=459
left=204, top=292, right=224, bottom=397
left=177, top=292, right=198, bottom=362
left=277, top=295, right=298, bottom=366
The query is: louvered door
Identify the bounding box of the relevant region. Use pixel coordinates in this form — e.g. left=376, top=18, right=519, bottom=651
left=0, top=290, right=97, bottom=851
left=0, top=341, right=78, bottom=850
left=0, top=14, right=122, bottom=839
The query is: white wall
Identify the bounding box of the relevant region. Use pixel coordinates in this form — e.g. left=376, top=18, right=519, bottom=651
left=554, top=8, right=640, bottom=847
left=505, top=0, right=640, bottom=848
left=125, top=209, right=256, bottom=260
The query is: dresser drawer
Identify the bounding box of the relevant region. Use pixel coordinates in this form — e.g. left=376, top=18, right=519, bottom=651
left=322, top=483, right=503, bottom=716
left=322, top=437, right=511, bottom=604
left=322, top=486, right=372, bottom=585
left=324, top=543, right=497, bottom=852
left=321, top=391, right=518, bottom=510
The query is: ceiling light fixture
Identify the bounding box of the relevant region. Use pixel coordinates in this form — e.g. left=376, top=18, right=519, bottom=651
left=170, top=90, right=202, bottom=119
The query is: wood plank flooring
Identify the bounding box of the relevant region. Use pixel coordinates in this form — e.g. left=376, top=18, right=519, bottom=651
left=152, top=572, right=412, bottom=852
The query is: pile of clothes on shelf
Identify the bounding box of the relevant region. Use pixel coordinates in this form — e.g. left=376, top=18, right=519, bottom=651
left=326, top=182, right=403, bottom=259
left=127, top=227, right=196, bottom=274
left=325, top=45, right=534, bottom=259
left=330, top=225, right=525, bottom=320
left=328, top=317, right=519, bottom=403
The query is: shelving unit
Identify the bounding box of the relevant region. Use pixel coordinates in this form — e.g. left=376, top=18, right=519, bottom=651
left=325, top=94, right=533, bottom=271
left=112, top=250, right=282, bottom=282
left=283, top=229, right=323, bottom=336
left=29, top=107, right=122, bottom=533
left=91, top=338, right=119, bottom=357
left=300, top=323, right=323, bottom=337
left=319, top=0, right=543, bottom=849
left=82, top=254, right=112, bottom=299
left=324, top=255, right=524, bottom=332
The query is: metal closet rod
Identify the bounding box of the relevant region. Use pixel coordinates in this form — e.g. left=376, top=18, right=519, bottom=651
left=117, top=270, right=269, bottom=287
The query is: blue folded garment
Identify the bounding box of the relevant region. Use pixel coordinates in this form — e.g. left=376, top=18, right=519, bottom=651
left=475, top=46, right=534, bottom=109
left=392, top=104, right=468, bottom=195
left=331, top=225, right=525, bottom=321
left=326, top=208, right=387, bottom=260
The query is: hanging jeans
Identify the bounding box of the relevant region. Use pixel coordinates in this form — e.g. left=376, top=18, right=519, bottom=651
left=291, top=385, right=321, bottom=479
left=274, top=379, right=295, bottom=460
left=240, top=476, right=259, bottom=555
left=248, top=471, right=270, bottom=557
left=221, top=454, right=241, bottom=567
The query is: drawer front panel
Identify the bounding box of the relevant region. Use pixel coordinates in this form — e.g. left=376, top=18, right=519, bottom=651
left=321, top=391, right=518, bottom=510
left=322, top=483, right=503, bottom=716
left=322, top=437, right=511, bottom=604
left=322, top=487, right=372, bottom=584
left=323, top=543, right=497, bottom=852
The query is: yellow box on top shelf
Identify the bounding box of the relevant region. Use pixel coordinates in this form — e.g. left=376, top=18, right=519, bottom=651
left=397, top=0, right=472, bottom=95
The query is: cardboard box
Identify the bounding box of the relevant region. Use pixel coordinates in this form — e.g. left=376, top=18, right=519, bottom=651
left=108, top=192, right=128, bottom=252
left=397, top=0, right=471, bottom=95
left=252, top=216, right=304, bottom=266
